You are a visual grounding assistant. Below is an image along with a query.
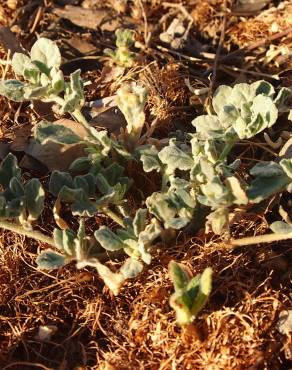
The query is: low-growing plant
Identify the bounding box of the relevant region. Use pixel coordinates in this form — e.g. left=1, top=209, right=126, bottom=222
left=0, top=37, right=291, bottom=316
left=168, top=261, right=212, bottom=325
left=0, top=153, right=44, bottom=230
left=104, top=28, right=136, bottom=68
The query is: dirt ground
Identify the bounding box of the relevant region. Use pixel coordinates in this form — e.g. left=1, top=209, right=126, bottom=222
left=0, top=1, right=291, bottom=369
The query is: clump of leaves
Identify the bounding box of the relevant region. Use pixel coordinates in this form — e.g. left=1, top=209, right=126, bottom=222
left=104, top=28, right=136, bottom=67
left=138, top=81, right=291, bottom=235
left=193, top=81, right=289, bottom=141
left=36, top=220, right=126, bottom=295
left=168, top=261, right=212, bottom=326
left=0, top=154, right=44, bottom=230
left=37, top=209, right=161, bottom=295
left=0, top=38, right=84, bottom=114
left=95, top=208, right=162, bottom=265
left=116, top=82, right=148, bottom=146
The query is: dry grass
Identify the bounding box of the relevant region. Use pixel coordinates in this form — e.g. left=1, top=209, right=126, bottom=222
left=1, top=229, right=290, bottom=369
left=0, top=1, right=291, bottom=369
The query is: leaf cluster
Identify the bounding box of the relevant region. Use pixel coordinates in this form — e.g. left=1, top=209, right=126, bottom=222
left=0, top=38, right=84, bottom=113
left=169, top=261, right=212, bottom=325
left=104, top=28, right=136, bottom=68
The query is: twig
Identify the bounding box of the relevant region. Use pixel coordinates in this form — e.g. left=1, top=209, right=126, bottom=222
left=0, top=220, right=55, bottom=246
left=220, top=26, right=292, bottom=62
left=138, top=0, right=151, bottom=46
left=156, top=45, right=212, bottom=62
left=220, top=65, right=280, bottom=80
left=3, top=362, right=53, bottom=370
left=228, top=232, right=292, bottom=249
left=30, top=6, right=44, bottom=34
left=208, top=0, right=228, bottom=95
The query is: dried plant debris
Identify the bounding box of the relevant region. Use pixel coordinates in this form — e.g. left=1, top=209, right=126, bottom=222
left=230, top=1, right=292, bottom=46
left=0, top=1, right=291, bottom=369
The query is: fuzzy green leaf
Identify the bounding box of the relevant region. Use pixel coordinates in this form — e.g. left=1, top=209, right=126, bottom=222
left=30, top=38, right=61, bottom=69
left=0, top=80, right=25, bottom=102
left=25, top=179, right=45, bottom=221
left=36, top=250, right=67, bottom=270
left=189, top=267, right=212, bottom=318
left=138, top=145, right=162, bottom=173
left=120, top=258, right=143, bottom=279
left=250, top=162, right=284, bottom=177
left=94, top=227, right=125, bottom=251
left=192, top=115, right=224, bottom=139
left=280, top=159, right=292, bottom=179
left=0, top=154, right=21, bottom=188
left=158, top=142, right=193, bottom=173
left=270, top=221, right=292, bottom=234
left=35, top=121, right=82, bottom=145
left=23, top=85, right=48, bottom=99
left=100, top=163, right=125, bottom=186
left=53, top=228, right=76, bottom=256
left=12, top=53, right=37, bottom=79
left=69, top=157, right=91, bottom=173
left=94, top=260, right=125, bottom=295
left=206, top=208, right=229, bottom=235
left=9, top=177, right=24, bottom=197
left=133, top=208, right=148, bottom=237
left=168, top=261, right=191, bottom=291
left=49, top=171, right=74, bottom=196
left=247, top=175, right=290, bottom=203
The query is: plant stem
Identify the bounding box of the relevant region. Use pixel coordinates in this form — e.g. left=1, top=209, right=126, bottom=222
left=71, top=109, right=94, bottom=134
left=102, top=208, right=125, bottom=227
left=218, top=139, right=236, bottom=162
left=161, top=172, right=169, bottom=192
left=0, top=220, right=55, bottom=246
left=228, top=232, right=292, bottom=249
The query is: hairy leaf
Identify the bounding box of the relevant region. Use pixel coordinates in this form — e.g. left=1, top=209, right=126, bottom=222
left=94, top=227, right=125, bottom=251
left=0, top=80, right=25, bottom=102
left=36, top=250, right=67, bottom=269
left=120, top=258, right=143, bottom=279
left=270, top=221, right=292, bottom=234
left=168, top=261, right=191, bottom=291
left=35, top=121, right=83, bottom=145
left=0, top=154, right=21, bottom=188
left=25, top=179, right=45, bottom=221
left=30, top=38, right=61, bottom=69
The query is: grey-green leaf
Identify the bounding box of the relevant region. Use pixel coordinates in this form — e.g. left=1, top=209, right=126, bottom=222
left=159, top=144, right=193, bottom=173
left=138, top=145, right=163, bottom=173
left=280, top=159, right=292, bottom=179
left=169, top=261, right=191, bottom=291
left=247, top=175, right=290, bottom=203
left=36, top=250, right=67, bottom=270
left=53, top=228, right=76, bottom=255
left=120, top=258, right=143, bottom=279
left=30, top=38, right=61, bottom=69
left=0, top=80, right=25, bottom=102
left=49, top=171, right=74, bottom=196
left=94, top=227, right=125, bottom=251
left=250, top=162, right=284, bottom=177
left=133, top=208, right=148, bottom=237
left=189, top=267, right=212, bottom=318
left=35, top=121, right=82, bottom=145
left=12, top=53, right=36, bottom=78
left=25, top=179, right=45, bottom=221
left=0, top=153, right=21, bottom=188
left=270, top=221, right=292, bottom=234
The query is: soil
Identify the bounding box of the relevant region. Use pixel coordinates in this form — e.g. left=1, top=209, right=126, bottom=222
left=0, top=1, right=291, bottom=369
